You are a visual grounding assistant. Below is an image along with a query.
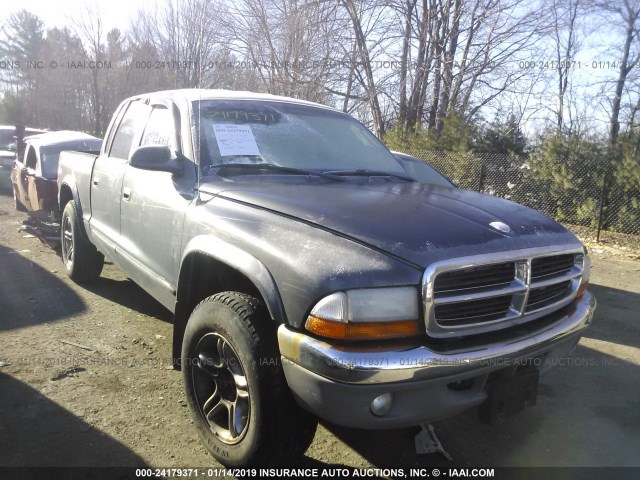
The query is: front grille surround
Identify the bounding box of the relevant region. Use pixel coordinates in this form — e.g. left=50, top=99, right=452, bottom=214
left=422, top=245, right=586, bottom=338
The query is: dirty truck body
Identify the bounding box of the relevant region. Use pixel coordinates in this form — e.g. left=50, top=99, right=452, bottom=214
left=57, top=89, right=596, bottom=466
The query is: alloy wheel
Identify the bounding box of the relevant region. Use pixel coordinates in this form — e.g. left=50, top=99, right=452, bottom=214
left=192, top=332, right=250, bottom=444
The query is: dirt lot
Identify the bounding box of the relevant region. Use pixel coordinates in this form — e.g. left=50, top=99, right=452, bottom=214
left=1, top=181, right=639, bottom=473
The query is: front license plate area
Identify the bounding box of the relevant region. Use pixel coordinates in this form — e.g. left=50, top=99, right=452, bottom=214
left=479, top=368, right=539, bottom=424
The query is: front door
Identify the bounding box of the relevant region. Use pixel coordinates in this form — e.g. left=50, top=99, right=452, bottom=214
left=89, top=100, right=151, bottom=257
left=118, top=103, right=195, bottom=310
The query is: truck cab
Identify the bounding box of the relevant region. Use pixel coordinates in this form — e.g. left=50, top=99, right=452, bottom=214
left=57, top=89, right=595, bottom=468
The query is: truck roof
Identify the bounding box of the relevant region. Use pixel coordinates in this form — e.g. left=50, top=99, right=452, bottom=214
left=24, top=130, right=101, bottom=148
left=127, top=89, right=336, bottom=112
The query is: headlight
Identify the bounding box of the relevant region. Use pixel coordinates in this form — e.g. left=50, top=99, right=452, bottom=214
left=305, top=287, right=420, bottom=340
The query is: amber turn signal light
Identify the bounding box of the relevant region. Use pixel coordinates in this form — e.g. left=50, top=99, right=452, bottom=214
left=305, top=315, right=420, bottom=341
left=576, top=281, right=589, bottom=299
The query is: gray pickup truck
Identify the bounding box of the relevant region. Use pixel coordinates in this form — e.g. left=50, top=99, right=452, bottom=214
left=57, top=89, right=595, bottom=467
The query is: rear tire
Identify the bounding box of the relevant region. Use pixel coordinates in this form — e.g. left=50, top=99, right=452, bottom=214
left=61, top=200, right=104, bottom=283
left=182, top=292, right=317, bottom=467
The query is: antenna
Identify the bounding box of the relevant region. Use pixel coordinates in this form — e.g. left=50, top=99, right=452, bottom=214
left=196, top=0, right=206, bottom=194
left=196, top=91, right=202, bottom=194
left=175, top=0, right=180, bottom=89
left=198, top=1, right=204, bottom=89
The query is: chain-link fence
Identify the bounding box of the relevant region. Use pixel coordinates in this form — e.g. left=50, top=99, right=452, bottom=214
left=403, top=150, right=640, bottom=246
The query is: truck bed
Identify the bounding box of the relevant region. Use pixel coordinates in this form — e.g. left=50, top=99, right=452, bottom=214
left=58, top=150, right=99, bottom=221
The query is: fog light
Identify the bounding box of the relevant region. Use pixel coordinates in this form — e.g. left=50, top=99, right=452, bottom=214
left=370, top=393, right=393, bottom=417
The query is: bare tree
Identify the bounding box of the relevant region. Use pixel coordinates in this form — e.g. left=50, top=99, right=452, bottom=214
left=224, top=0, right=342, bottom=101
left=6, top=0, right=635, bottom=150
left=340, top=0, right=386, bottom=136
left=550, top=0, right=581, bottom=132
left=435, top=0, right=463, bottom=134
left=593, top=0, right=640, bottom=145
left=69, top=3, right=107, bottom=135
left=340, top=0, right=550, bottom=138
left=129, top=0, right=225, bottom=89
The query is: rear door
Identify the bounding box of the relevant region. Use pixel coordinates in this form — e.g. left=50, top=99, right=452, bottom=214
left=118, top=101, right=195, bottom=310
left=25, top=146, right=57, bottom=215
left=12, top=145, right=36, bottom=209
left=89, top=100, right=151, bottom=257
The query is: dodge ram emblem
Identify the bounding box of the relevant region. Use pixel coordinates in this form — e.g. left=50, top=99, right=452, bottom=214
left=489, top=221, right=511, bottom=233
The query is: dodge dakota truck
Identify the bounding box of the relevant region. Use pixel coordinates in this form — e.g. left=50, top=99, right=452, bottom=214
left=57, top=89, right=596, bottom=467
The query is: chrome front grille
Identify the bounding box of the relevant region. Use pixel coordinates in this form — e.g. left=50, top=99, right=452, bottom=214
left=434, top=262, right=515, bottom=293
left=525, top=280, right=572, bottom=312
left=531, top=254, right=576, bottom=281
left=422, top=245, right=585, bottom=338
left=434, top=294, right=513, bottom=325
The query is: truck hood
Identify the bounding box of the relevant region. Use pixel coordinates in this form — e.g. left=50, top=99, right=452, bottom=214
left=202, top=180, right=580, bottom=268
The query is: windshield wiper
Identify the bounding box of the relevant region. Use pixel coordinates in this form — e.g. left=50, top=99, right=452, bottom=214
left=323, top=169, right=414, bottom=182
left=209, top=163, right=345, bottom=181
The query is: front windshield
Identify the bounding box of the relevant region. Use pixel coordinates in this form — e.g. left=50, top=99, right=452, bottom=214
left=194, top=100, right=406, bottom=177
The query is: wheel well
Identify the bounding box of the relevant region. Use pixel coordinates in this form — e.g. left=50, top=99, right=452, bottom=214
left=59, top=184, right=73, bottom=215
left=172, top=252, right=268, bottom=367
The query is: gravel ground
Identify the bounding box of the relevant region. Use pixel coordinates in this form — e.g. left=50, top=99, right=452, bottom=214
left=1, top=184, right=639, bottom=474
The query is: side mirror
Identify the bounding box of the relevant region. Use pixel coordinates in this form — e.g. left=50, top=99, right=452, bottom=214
left=129, top=145, right=184, bottom=176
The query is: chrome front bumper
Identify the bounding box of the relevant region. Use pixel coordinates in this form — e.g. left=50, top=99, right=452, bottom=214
left=278, top=292, right=595, bottom=428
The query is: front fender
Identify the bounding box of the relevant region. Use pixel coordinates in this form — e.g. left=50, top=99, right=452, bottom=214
left=178, top=234, right=286, bottom=324
left=171, top=235, right=286, bottom=368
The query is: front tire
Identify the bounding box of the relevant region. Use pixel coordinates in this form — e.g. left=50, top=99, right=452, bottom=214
left=182, top=292, right=317, bottom=467
left=61, top=200, right=104, bottom=283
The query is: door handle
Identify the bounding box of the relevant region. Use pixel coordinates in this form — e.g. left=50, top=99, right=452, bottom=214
left=123, top=187, right=132, bottom=200
left=93, top=177, right=100, bottom=186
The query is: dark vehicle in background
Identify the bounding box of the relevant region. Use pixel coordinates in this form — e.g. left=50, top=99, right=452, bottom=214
left=11, top=131, right=102, bottom=217
left=393, top=151, right=455, bottom=187
left=57, top=89, right=595, bottom=468
left=0, top=125, right=47, bottom=174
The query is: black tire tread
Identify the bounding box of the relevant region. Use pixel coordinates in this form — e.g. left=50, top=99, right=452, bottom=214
left=187, top=292, right=317, bottom=466
left=62, top=200, right=104, bottom=283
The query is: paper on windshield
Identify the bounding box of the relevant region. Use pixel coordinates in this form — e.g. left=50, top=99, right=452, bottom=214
left=212, top=124, right=261, bottom=156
